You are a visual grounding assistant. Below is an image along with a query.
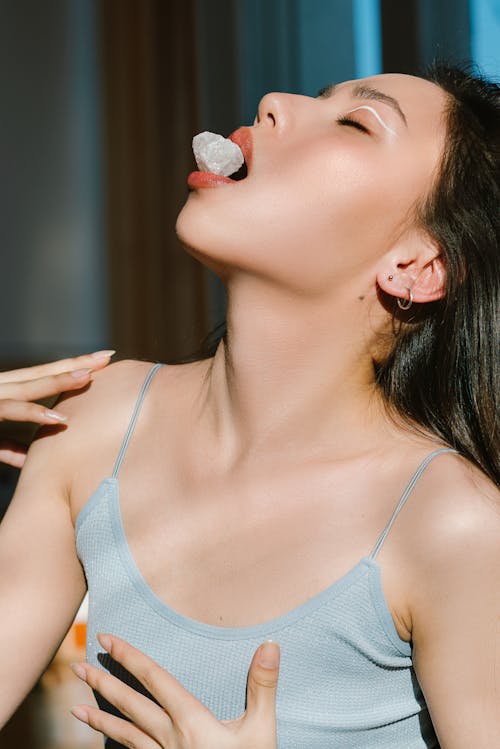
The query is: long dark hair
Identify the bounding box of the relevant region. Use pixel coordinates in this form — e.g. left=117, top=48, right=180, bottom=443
left=376, top=63, right=499, bottom=486
left=176, top=63, right=500, bottom=486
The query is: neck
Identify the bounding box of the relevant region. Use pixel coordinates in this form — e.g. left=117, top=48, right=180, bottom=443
left=196, top=275, right=393, bottom=470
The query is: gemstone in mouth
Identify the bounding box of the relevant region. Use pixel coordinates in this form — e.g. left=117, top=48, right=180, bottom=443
left=192, top=131, right=244, bottom=178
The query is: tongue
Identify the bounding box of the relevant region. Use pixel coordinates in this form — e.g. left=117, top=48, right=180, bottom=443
left=192, top=131, right=244, bottom=177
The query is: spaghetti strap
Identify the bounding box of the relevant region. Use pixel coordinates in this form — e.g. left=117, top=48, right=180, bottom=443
left=369, top=447, right=458, bottom=560
left=112, top=363, right=164, bottom=478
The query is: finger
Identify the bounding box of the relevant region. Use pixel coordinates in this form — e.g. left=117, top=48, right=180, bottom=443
left=70, top=704, right=161, bottom=749
left=71, top=662, right=172, bottom=742
left=244, top=641, right=280, bottom=721
left=0, top=369, right=94, bottom=403
left=0, top=350, right=115, bottom=384
left=97, top=634, right=214, bottom=727
left=0, top=440, right=26, bottom=468
left=0, top=399, right=68, bottom=425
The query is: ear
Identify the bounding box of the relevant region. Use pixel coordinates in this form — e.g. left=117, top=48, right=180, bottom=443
left=376, top=230, right=446, bottom=304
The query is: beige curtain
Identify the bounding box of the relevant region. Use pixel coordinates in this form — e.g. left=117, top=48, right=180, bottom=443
left=100, top=0, right=209, bottom=362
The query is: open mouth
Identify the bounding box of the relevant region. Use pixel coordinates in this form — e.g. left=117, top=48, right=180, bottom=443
left=229, top=160, right=248, bottom=181
left=188, top=127, right=252, bottom=189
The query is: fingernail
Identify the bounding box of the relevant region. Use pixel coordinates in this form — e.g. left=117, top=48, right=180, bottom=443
left=70, top=706, right=89, bottom=724
left=70, top=663, right=87, bottom=681
left=70, top=368, right=93, bottom=379
left=44, top=410, right=68, bottom=422
left=97, top=633, right=112, bottom=651
left=91, top=349, right=116, bottom=359
left=258, top=640, right=280, bottom=669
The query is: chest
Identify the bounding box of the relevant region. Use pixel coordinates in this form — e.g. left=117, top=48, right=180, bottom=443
left=79, top=471, right=427, bottom=746
left=84, top=455, right=412, bottom=639
left=81, top=528, right=421, bottom=742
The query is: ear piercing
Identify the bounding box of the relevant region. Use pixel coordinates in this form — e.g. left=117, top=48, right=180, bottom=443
left=387, top=275, right=413, bottom=309
left=397, top=288, right=413, bottom=310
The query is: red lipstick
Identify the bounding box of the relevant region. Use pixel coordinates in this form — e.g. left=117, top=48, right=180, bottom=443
left=187, top=171, right=234, bottom=189
left=228, top=127, right=253, bottom=172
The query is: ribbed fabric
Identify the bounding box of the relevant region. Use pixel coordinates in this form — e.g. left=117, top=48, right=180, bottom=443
left=76, top=363, right=456, bottom=748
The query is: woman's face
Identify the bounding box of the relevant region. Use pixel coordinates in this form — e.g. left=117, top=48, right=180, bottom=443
left=176, top=73, right=447, bottom=296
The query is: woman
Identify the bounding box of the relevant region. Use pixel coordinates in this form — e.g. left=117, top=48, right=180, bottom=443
left=1, top=64, right=498, bottom=748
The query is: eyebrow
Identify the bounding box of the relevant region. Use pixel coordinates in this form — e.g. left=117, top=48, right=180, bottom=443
left=317, top=82, right=408, bottom=128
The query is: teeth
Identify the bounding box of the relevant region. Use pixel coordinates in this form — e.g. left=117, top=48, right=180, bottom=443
left=192, top=131, right=244, bottom=177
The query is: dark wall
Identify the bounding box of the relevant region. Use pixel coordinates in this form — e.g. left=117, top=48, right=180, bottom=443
left=0, top=0, right=107, bottom=367
left=381, top=0, right=471, bottom=74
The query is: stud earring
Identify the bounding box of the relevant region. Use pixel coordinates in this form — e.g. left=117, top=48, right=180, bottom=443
left=397, top=288, right=413, bottom=310
left=387, top=274, right=394, bottom=281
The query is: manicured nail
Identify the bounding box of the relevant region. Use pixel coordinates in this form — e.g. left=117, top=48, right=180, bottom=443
left=258, top=640, right=280, bottom=669
left=91, top=349, right=116, bottom=359
left=70, top=706, right=89, bottom=723
left=97, top=633, right=112, bottom=651
left=70, top=663, right=87, bottom=681
left=44, top=410, right=68, bottom=422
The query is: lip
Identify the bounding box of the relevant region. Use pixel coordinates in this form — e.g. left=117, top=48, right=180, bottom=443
left=187, top=171, right=235, bottom=189
left=228, top=126, right=253, bottom=173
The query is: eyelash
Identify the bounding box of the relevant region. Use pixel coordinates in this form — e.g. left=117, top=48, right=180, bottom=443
left=336, top=115, right=370, bottom=134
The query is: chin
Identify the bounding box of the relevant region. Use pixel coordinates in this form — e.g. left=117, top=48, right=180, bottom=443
left=175, top=204, right=233, bottom=280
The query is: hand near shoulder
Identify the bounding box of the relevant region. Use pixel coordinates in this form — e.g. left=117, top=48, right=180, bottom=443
left=71, top=634, right=280, bottom=749
left=0, top=350, right=115, bottom=467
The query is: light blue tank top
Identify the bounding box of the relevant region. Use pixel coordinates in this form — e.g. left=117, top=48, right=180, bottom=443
left=76, top=362, right=456, bottom=748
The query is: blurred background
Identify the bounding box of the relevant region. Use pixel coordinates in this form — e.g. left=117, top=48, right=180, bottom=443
left=0, top=0, right=498, bottom=746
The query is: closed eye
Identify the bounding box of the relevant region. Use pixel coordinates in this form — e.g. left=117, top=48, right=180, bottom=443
left=336, top=116, right=370, bottom=134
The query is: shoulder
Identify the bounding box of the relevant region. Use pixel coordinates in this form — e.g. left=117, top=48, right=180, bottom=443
left=40, top=359, right=157, bottom=452
left=403, top=450, right=500, bottom=635
left=55, top=357, right=206, bottom=417
left=405, top=450, right=499, bottom=555
left=56, top=358, right=156, bottom=415
left=24, top=360, right=150, bottom=471
left=25, top=360, right=168, bottom=491
left=51, top=357, right=205, bottom=424
left=400, top=452, right=500, bottom=742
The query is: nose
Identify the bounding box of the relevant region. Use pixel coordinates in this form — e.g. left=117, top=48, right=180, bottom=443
left=254, top=92, right=294, bottom=134
left=254, top=92, right=316, bottom=135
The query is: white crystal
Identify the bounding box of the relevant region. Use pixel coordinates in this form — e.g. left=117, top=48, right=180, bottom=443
left=192, top=131, right=244, bottom=177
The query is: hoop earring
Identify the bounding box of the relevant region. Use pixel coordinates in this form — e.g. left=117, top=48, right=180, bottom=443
left=397, top=288, right=413, bottom=310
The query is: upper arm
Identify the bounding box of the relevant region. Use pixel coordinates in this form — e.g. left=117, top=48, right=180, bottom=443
left=410, top=469, right=500, bottom=748
left=0, top=357, right=183, bottom=725
left=0, top=424, right=88, bottom=726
